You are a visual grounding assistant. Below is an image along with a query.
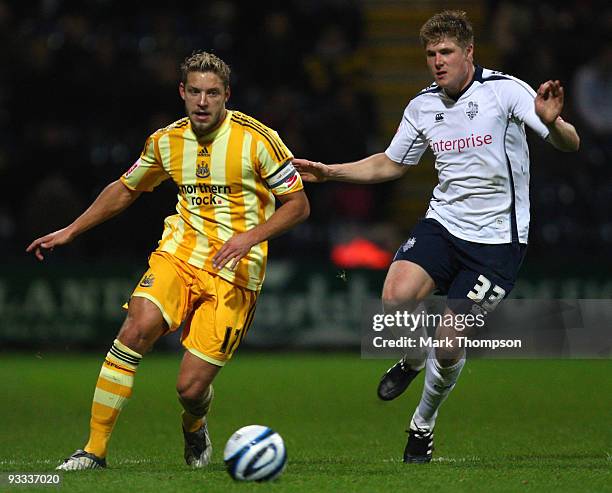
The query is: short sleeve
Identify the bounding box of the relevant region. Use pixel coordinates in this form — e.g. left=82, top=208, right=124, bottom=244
left=495, top=77, right=550, bottom=140
left=120, top=135, right=169, bottom=192
left=257, top=132, right=303, bottom=196
left=385, top=104, right=429, bottom=166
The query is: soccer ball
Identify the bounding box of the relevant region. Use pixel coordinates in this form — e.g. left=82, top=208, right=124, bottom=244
left=223, top=425, right=287, bottom=481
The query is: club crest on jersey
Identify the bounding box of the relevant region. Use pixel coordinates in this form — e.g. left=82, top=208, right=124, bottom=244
left=435, top=112, right=444, bottom=122
left=196, top=162, right=210, bottom=178
left=466, top=101, right=479, bottom=120
left=139, top=274, right=155, bottom=288
left=402, top=237, right=416, bottom=252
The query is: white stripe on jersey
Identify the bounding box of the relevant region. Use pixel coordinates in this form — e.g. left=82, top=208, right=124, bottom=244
left=385, top=66, right=549, bottom=245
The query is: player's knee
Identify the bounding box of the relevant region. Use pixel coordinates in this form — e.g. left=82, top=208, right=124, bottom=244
left=176, top=380, right=209, bottom=404
left=117, top=317, right=159, bottom=353
left=382, top=287, right=419, bottom=313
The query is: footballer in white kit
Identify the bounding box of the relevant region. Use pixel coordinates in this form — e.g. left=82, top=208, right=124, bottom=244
left=387, top=65, right=550, bottom=246
left=386, top=65, right=551, bottom=315
left=294, top=10, right=580, bottom=463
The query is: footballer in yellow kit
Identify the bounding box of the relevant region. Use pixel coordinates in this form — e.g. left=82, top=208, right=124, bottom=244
left=28, top=51, right=309, bottom=470
left=123, top=108, right=302, bottom=365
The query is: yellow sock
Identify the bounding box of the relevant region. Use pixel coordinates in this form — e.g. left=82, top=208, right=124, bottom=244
left=180, top=385, right=214, bottom=433
left=181, top=412, right=204, bottom=433
left=84, top=339, right=142, bottom=458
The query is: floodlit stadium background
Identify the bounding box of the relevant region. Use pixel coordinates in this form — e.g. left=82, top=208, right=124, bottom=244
left=1, top=0, right=611, bottom=350
left=1, top=3, right=611, bottom=491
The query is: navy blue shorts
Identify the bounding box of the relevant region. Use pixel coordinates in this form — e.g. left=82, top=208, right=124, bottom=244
left=393, top=219, right=527, bottom=314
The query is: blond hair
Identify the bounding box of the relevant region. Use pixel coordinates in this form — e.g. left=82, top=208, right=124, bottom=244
left=180, top=51, right=231, bottom=88
left=419, top=10, right=474, bottom=49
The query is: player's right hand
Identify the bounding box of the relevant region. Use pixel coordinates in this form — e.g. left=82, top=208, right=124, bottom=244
left=26, top=227, right=74, bottom=261
left=293, top=158, right=330, bottom=183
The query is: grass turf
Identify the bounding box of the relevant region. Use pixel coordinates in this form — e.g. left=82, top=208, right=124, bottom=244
left=1, top=353, right=610, bottom=492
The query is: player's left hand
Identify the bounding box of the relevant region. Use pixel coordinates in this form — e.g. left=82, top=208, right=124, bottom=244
left=212, top=232, right=256, bottom=270
left=535, top=80, right=564, bottom=126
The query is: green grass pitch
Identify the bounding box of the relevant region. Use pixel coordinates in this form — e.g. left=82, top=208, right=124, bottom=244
left=1, top=353, right=610, bottom=492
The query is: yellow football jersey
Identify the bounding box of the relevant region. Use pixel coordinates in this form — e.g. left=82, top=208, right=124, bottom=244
left=120, top=110, right=303, bottom=291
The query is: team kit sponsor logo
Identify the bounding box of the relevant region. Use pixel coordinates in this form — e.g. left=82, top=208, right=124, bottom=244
left=179, top=183, right=233, bottom=206
left=429, top=133, right=493, bottom=154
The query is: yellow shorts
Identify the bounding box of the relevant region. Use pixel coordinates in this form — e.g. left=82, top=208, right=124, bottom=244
left=131, top=251, right=257, bottom=366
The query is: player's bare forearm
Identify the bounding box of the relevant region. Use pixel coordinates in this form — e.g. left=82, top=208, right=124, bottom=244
left=212, top=190, right=309, bottom=270
left=26, top=180, right=141, bottom=260
left=66, top=180, right=141, bottom=237
left=248, top=190, right=310, bottom=244
left=294, top=153, right=406, bottom=184
left=546, top=117, right=580, bottom=152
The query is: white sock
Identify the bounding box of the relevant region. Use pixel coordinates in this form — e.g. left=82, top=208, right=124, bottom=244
left=411, top=349, right=465, bottom=430
left=389, top=302, right=429, bottom=371
left=402, top=322, right=428, bottom=371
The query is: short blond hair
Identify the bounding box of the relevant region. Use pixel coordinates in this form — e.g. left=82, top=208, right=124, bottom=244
left=419, top=10, right=474, bottom=49
left=180, top=51, right=231, bottom=88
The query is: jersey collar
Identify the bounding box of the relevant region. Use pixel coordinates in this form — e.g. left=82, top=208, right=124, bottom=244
left=186, top=109, right=232, bottom=142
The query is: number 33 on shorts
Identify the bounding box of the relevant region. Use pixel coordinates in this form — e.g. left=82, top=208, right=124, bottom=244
left=467, top=274, right=506, bottom=314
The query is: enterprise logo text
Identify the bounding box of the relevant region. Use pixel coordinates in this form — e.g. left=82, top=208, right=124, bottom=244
left=430, top=133, right=493, bottom=154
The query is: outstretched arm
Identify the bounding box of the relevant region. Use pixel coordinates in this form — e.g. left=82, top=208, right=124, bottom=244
left=293, top=153, right=407, bottom=184
left=212, top=190, right=310, bottom=270
left=26, top=180, right=141, bottom=260
left=535, top=80, right=580, bottom=152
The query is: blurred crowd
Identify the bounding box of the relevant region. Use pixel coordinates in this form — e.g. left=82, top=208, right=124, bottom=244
left=1, top=0, right=610, bottom=267
left=490, top=0, right=612, bottom=260
left=0, top=0, right=373, bottom=261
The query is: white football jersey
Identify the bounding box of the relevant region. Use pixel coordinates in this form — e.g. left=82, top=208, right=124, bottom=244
left=385, top=66, right=550, bottom=244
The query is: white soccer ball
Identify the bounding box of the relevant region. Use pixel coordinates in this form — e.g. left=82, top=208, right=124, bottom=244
left=223, top=425, right=287, bottom=481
